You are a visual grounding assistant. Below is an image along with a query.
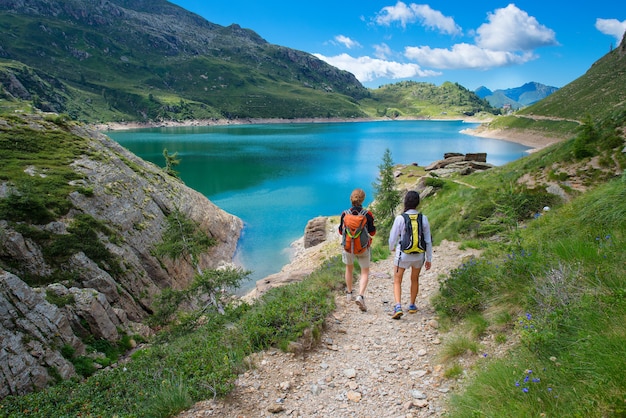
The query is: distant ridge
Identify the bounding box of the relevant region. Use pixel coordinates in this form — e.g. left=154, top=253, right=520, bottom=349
left=475, top=82, right=559, bottom=109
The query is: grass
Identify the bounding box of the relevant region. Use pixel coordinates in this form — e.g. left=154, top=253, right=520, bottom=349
left=435, top=177, right=626, bottom=417
left=0, top=257, right=346, bottom=417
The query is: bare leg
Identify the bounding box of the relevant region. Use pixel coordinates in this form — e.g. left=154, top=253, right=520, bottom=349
left=345, top=263, right=354, bottom=293
left=358, top=267, right=369, bottom=296
left=393, top=266, right=406, bottom=304
left=409, top=266, right=422, bottom=305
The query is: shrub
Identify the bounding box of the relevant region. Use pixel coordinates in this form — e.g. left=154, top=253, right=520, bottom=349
left=153, top=209, right=216, bottom=262
left=433, top=258, right=494, bottom=319
left=425, top=177, right=445, bottom=188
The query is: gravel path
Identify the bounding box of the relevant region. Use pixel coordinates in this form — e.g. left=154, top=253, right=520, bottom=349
left=178, top=240, right=482, bottom=418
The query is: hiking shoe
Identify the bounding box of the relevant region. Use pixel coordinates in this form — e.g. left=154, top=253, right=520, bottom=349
left=346, top=291, right=353, bottom=302
left=355, top=295, right=367, bottom=312
left=391, top=304, right=403, bottom=319
left=408, top=304, right=418, bottom=313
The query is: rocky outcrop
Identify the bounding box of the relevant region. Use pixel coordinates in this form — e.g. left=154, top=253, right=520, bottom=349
left=424, top=152, right=493, bottom=176
left=0, top=271, right=84, bottom=398
left=0, top=115, right=243, bottom=397
left=303, top=217, right=328, bottom=249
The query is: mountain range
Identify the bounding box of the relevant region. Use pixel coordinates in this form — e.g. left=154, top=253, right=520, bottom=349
left=475, top=82, right=559, bottom=110
left=0, top=0, right=501, bottom=122
left=0, top=0, right=369, bottom=121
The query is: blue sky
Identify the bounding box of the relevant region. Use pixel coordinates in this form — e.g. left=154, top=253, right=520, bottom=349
left=169, top=1, right=625, bottom=91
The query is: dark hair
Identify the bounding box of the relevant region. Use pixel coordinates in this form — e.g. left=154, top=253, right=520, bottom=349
left=403, top=190, right=420, bottom=212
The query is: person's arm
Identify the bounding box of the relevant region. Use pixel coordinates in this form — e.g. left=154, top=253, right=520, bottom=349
left=388, top=215, right=403, bottom=251
left=423, top=215, right=433, bottom=265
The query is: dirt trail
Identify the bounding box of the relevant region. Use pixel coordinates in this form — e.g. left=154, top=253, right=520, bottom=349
left=178, top=240, right=481, bottom=418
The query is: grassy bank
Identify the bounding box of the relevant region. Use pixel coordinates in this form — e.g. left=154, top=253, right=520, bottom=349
left=434, top=177, right=625, bottom=417
left=0, top=259, right=346, bottom=417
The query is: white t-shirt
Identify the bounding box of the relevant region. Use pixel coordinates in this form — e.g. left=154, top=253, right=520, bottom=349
left=388, top=209, right=433, bottom=262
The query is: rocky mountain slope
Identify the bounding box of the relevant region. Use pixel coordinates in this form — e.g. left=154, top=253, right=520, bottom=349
left=0, top=0, right=369, bottom=121
left=0, top=113, right=242, bottom=397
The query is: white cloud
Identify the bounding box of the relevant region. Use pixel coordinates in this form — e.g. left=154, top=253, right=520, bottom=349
left=373, top=43, right=392, bottom=59
left=475, top=4, right=558, bottom=51
left=313, top=53, right=441, bottom=82
left=334, top=35, right=361, bottom=49
left=595, top=18, right=626, bottom=43
left=375, top=1, right=462, bottom=36
left=404, top=43, right=536, bottom=69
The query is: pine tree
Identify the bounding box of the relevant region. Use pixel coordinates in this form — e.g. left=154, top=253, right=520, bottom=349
left=163, top=148, right=181, bottom=178
left=372, top=148, right=401, bottom=236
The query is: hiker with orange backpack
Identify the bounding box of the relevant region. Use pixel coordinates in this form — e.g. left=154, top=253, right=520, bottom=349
left=388, top=190, right=432, bottom=319
left=338, top=188, right=376, bottom=312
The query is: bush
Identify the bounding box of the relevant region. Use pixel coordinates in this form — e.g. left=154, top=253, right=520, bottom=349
left=433, top=258, right=494, bottom=319
left=425, top=177, right=445, bottom=188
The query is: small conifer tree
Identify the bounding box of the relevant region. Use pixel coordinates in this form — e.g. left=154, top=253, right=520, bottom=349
left=372, top=148, right=401, bottom=236
left=163, top=148, right=181, bottom=178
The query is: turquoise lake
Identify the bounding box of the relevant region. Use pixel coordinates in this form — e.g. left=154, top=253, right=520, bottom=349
left=108, top=120, right=530, bottom=292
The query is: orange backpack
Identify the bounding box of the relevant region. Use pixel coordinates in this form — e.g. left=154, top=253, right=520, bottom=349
left=341, top=209, right=371, bottom=254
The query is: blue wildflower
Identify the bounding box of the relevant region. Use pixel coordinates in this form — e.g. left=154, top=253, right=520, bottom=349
left=522, top=387, right=529, bottom=393
left=515, top=381, right=520, bottom=387
left=526, top=313, right=532, bottom=321
left=532, top=378, right=540, bottom=383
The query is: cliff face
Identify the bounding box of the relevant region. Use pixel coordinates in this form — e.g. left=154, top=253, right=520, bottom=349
left=0, top=114, right=242, bottom=397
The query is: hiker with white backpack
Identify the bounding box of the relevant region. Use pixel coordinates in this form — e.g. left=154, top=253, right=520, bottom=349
left=388, top=190, right=433, bottom=319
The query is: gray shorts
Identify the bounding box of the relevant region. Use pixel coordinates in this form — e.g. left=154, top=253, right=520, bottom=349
left=342, top=248, right=371, bottom=268
left=394, top=252, right=425, bottom=270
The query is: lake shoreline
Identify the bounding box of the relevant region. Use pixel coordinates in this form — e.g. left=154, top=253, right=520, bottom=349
left=93, top=116, right=563, bottom=153
left=102, top=116, right=561, bottom=297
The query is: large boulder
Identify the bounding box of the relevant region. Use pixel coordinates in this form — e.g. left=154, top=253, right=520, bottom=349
left=304, top=217, right=328, bottom=248
left=425, top=153, right=493, bottom=175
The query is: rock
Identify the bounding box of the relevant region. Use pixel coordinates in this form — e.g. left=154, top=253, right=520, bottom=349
left=267, top=405, right=285, bottom=413
left=304, top=217, right=328, bottom=248
left=68, top=286, right=121, bottom=341
left=464, top=153, right=487, bottom=162
left=414, top=399, right=429, bottom=408
left=347, top=391, right=362, bottom=402
left=424, top=153, right=493, bottom=176
left=411, top=390, right=427, bottom=399
left=0, top=271, right=84, bottom=398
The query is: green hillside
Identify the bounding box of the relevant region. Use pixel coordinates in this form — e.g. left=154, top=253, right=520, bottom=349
left=0, top=0, right=368, bottom=122
left=519, top=39, right=626, bottom=122
left=487, top=33, right=626, bottom=140
left=360, top=80, right=498, bottom=119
